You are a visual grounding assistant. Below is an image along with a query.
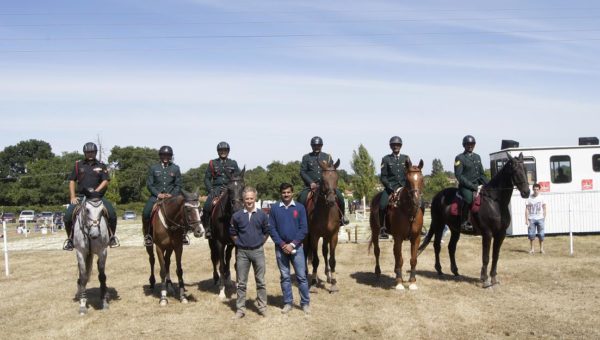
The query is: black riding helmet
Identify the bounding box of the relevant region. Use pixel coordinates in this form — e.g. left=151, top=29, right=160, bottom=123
left=158, top=145, right=173, bottom=156
left=310, top=136, right=323, bottom=146
left=217, top=141, right=230, bottom=151
left=389, top=136, right=403, bottom=145
left=83, top=142, right=98, bottom=153
left=462, top=135, right=476, bottom=146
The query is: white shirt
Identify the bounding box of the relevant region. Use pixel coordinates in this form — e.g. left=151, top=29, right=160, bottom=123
left=526, top=195, right=546, bottom=220
left=279, top=200, right=296, bottom=209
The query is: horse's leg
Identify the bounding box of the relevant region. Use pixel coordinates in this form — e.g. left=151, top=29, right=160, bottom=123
left=174, top=243, right=188, bottom=303
left=432, top=222, right=445, bottom=275
left=310, top=235, right=320, bottom=288
left=76, top=250, right=89, bottom=315
left=393, top=236, right=405, bottom=290
left=146, top=244, right=156, bottom=289
left=373, top=227, right=382, bottom=279
left=408, top=233, right=420, bottom=290
left=490, top=232, right=506, bottom=286
left=165, top=248, right=174, bottom=295
left=322, top=237, right=330, bottom=284
left=218, top=243, right=227, bottom=300
left=225, top=244, right=235, bottom=287
left=97, top=248, right=109, bottom=310
left=448, top=228, right=461, bottom=276
left=328, top=233, right=339, bottom=292
left=155, top=246, right=168, bottom=306
left=209, top=240, right=219, bottom=285
left=480, top=231, right=493, bottom=288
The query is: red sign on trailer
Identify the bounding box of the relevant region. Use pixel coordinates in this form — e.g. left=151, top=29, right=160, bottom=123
left=582, top=179, right=593, bottom=191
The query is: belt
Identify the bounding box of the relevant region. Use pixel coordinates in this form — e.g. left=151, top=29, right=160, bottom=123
left=237, top=244, right=263, bottom=250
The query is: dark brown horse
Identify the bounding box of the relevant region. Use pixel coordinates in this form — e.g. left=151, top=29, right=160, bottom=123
left=369, top=159, right=425, bottom=290
left=208, top=168, right=245, bottom=299
left=304, top=159, right=342, bottom=292
left=418, top=153, right=530, bottom=288
left=145, top=190, right=202, bottom=305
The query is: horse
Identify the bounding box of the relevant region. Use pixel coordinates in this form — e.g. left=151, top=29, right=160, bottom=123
left=369, top=159, right=425, bottom=290
left=73, top=198, right=110, bottom=315
left=418, top=152, right=530, bottom=288
left=208, top=168, right=245, bottom=299
left=304, top=159, right=342, bottom=292
left=145, top=190, right=203, bottom=305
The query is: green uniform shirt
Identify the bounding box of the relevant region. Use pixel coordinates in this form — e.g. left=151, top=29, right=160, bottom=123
left=147, top=162, right=182, bottom=198
left=204, top=158, right=240, bottom=191
left=380, top=153, right=410, bottom=192
left=454, top=151, right=488, bottom=191
left=300, top=151, right=333, bottom=187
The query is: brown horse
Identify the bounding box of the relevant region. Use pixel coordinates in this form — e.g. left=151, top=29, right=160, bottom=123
left=145, top=190, right=202, bottom=305
left=304, top=159, right=342, bottom=292
left=208, top=168, right=245, bottom=299
left=369, top=159, right=425, bottom=290
left=418, top=153, right=530, bottom=288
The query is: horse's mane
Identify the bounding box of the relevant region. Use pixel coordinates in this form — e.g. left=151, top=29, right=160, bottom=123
left=486, top=158, right=513, bottom=189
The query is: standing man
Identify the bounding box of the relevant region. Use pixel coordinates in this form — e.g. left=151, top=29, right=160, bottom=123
left=229, top=187, right=269, bottom=319
left=202, top=141, right=240, bottom=239
left=142, top=146, right=184, bottom=246
left=63, top=142, right=118, bottom=251
left=298, top=136, right=348, bottom=225
left=454, top=135, right=488, bottom=230
left=526, top=183, right=547, bottom=254
left=269, top=183, right=310, bottom=315
left=378, top=136, right=410, bottom=231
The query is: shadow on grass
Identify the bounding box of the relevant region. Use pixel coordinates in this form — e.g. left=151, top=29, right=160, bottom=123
left=72, top=287, right=120, bottom=310
left=415, top=269, right=480, bottom=284
left=350, top=271, right=396, bottom=289
left=222, top=294, right=285, bottom=314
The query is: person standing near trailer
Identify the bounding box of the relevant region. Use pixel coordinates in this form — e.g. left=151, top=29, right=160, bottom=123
left=526, top=183, right=547, bottom=254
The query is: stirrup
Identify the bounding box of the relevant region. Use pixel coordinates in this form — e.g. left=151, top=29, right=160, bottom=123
left=109, top=235, right=120, bottom=248
left=144, top=234, right=153, bottom=247
left=63, top=239, right=74, bottom=251
left=460, top=221, right=474, bottom=233
left=183, top=234, right=190, bottom=246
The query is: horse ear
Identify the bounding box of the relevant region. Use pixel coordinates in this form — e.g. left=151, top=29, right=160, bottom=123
left=507, top=152, right=514, bottom=161
left=334, top=158, right=340, bottom=169
left=319, top=160, right=329, bottom=170
left=518, top=152, right=524, bottom=161
left=418, top=159, right=424, bottom=169
left=405, top=158, right=412, bottom=169
left=240, top=166, right=246, bottom=178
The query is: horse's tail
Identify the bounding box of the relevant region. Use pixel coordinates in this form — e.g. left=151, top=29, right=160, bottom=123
left=304, top=233, right=313, bottom=263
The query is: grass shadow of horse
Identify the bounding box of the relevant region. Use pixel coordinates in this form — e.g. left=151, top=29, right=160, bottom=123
left=350, top=271, right=397, bottom=289
left=414, top=269, right=480, bottom=284
left=72, top=287, right=120, bottom=309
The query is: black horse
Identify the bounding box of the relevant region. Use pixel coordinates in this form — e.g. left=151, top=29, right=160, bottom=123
left=207, top=168, right=245, bottom=299
left=418, top=153, right=530, bottom=288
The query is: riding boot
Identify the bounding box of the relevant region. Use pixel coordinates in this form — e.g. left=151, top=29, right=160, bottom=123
left=63, top=221, right=74, bottom=251
left=378, top=209, right=387, bottom=231
left=460, top=202, right=473, bottom=233
left=143, top=218, right=153, bottom=247
left=202, top=212, right=211, bottom=239
left=108, top=222, right=120, bottom=248
left=182, top=232, right=190, bottom=245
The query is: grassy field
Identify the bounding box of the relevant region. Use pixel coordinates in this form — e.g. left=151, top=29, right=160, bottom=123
left=1, top=223, right=599, bottom=339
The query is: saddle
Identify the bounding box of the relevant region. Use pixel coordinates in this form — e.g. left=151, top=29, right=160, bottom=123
left=72, top=199, right=109, bottom=223
left=449, top=192, right=481, bottom=216
left=210, top=192, right=226, bottom=224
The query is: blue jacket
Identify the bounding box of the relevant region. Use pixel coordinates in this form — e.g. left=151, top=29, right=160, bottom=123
left=229, top=208, right=269, bottom=249
left=268, top=201, right=308, bottom=248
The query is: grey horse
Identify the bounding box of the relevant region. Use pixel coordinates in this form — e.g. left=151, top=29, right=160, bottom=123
left=73, top=198, right=110, bottom=315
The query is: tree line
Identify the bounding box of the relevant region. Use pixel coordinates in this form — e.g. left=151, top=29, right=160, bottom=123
left=0, top=139, right=458, bottom=208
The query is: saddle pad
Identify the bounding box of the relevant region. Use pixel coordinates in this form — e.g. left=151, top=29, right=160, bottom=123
left=471, top=194, right=481, bottom=214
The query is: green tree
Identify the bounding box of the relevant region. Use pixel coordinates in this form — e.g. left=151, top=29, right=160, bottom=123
left=108, top=146, right=157, bottom=203
left=423, top=159, right=452, bottom=202
left=104, top=170, right=122, bottom=206
left=350, top=144, right=378, bottom=201
left=182, top=163, right=208, bottom=195
left=431, top=158, right=445, bottom=177
left=0, top=139, right=53, bottom=178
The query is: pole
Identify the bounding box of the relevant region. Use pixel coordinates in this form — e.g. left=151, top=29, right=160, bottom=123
left=569, top=201, right=574, bottom=256
left=3, top=221, right=9, bottom=276
left=362, top=196, right=366, bottom=221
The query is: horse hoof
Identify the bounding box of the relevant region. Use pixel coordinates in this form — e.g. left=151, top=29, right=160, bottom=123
left=79, top=307, right=87, bottom=315
left=102, top=301, right=109, bottom=310
left=395, top=284, right=405, bottom=291
left=218, top=292, right=226, bottom=300
left=159, top=298, right=168, bottom=306
left=408, top=283, right=418, bottom=291
left=329, top=285, right=339, bottom=293
left=181, top=297, right=188, bottom=304
left=482, top=281, right=493, bottom=289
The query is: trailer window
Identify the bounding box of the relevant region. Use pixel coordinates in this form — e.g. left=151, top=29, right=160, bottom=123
left=550, top=155, right=571, bottom=183
left=491, top=159, right=507, bottom=177
left=524, top=157, right=537, bottom=185
left=593, top=154, right=600, bottom=172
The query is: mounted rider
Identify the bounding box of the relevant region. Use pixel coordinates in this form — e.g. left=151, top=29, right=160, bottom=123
left=201, top=141, right=240, bottom=239
left=378, top=136, right=410, bottom=231
left=454, top=135, right=488, bottom=230
left=142, top=145, right=185, bottom=247
left=63, top=142, right=119, bottom=251
left=298, top=136, right=349, bottom=225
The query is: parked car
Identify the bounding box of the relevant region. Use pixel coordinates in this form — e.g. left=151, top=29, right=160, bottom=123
left=39, top=211, right=53, bottom=222
left=1, top=212, right=16, bottom=223
left=122, top=211, right=137, bottom=220
left=19, top=210, right=36, bottom=223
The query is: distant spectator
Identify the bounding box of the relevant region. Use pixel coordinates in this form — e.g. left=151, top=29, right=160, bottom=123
left=526, top=183, right=547, bottom=254
left=554, top=167, right=569, bottom=183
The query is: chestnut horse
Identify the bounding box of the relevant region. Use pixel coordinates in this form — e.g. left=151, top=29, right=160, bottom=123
left=208, top=168, right=245, bottom=299
left=145, top=190, right=203, bottom=305
left=418, top=153, right=530, bottom=288
left=304, top=159, right=342, bottom=292
left=369, top=159, right=425, bottom=290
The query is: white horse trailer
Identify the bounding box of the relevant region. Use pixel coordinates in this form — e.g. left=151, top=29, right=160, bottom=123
left=489, top=138, right=600, bottom=236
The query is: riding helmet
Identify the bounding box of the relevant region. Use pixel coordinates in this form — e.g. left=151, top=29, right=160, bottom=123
left=82, top=142, right=98, bottom=153
left=462, top=135, right=476, bottom=146
left=389, top=136, right=403, bottom=145
left=310, top=136, right=323, bottom=146
left=217, top=141, right=230, bottom=151
left=158, top=145, right=173, bottom=156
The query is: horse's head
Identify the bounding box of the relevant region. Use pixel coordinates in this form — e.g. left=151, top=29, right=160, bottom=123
left=319, top=159, right=340, bottom=207
left=226, top=166, right=246, bottom=212
left=507, top=152, right=531, bottom=199
left=404, top=159, right=424, bottom=211
left=181, top=190, right=203, bottom=234
left=83, top=199, right=105, bottom=239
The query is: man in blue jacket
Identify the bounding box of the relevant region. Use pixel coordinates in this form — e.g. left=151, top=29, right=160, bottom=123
left=269, top=182, right=310, bottom=315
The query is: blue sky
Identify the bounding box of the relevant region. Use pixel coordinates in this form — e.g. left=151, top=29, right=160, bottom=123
left=0, top=0, right=598, bottom=174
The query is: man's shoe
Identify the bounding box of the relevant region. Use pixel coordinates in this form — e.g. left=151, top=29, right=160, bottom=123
left=258, top=309, right=267, bottom=317
left=109, top=236, right=120, bottom=248
left=232, top=310, right=245, bottom=319
left=144, top=234, right=153, bottom=247
left=182, top=234, right=190, bottom=246
left=302, top=304, right=311, bottom=315
left=63, top=238, right=74, bottom=251
left=281, top=304, right=293, bottom=314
